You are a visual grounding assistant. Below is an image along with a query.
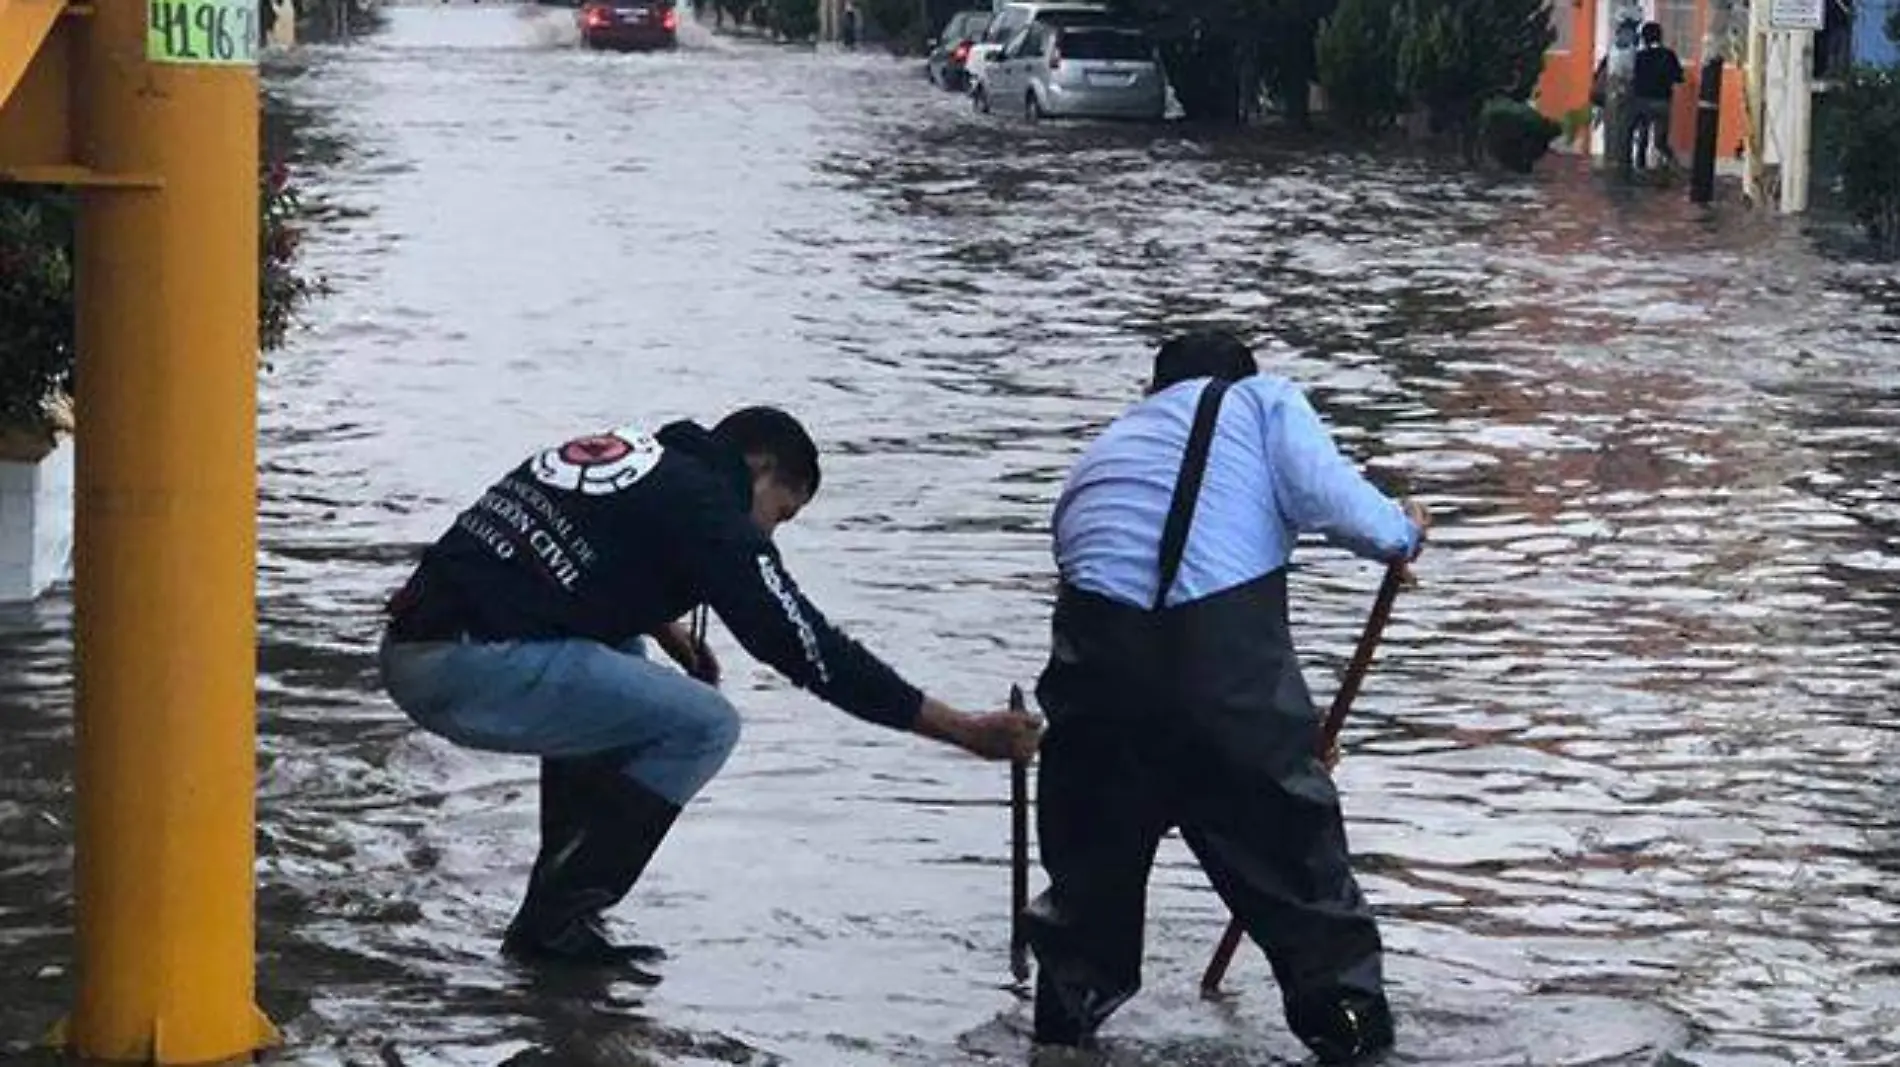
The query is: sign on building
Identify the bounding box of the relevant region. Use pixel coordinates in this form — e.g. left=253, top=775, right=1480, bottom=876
left=1768, top=0, right=1824, bottom=30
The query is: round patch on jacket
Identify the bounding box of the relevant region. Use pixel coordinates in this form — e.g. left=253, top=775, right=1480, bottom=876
left=531, top=426, right=662, bottom=496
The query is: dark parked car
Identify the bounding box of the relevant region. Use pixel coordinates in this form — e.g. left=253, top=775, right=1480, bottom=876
left=578, top=0, right=679, bottom=51
left=926, top=10, right=992, bottom=90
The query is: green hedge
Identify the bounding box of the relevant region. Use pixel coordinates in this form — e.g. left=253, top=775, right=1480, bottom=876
left=1820, top=66, right=1900, bottom=258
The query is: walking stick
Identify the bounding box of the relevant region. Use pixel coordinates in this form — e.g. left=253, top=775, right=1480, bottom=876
left=1198, top=562, right=1407, bottom=999
left=1009, top=683, right=1032, bottom=984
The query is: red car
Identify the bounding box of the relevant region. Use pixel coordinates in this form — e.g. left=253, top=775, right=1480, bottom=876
left=578, top=1, right=680, bottom=51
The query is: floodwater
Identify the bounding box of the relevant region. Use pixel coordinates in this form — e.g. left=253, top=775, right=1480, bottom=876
left=2, top=5, right=1897, bottom=1065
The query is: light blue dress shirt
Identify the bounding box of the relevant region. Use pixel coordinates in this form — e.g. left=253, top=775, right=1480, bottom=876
left=1053, top=376, right=1420, bottom=610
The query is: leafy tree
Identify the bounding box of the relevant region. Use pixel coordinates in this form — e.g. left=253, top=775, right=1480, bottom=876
left=1398, top=0, right=1552, bottom=152
left=767, top=0, right=819, bottom=38
left=865, top=0, right=927, bottom=51
left=1112, top=0, right=1337, bottom=125
left=1315, top=0, right=1403, bottom=130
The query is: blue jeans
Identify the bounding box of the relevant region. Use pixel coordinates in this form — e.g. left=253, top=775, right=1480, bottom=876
left=379, top=635, right=741, bottom=806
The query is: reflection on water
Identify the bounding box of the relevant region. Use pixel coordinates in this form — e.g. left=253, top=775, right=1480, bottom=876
left=1, top=6, right=1896, bottom=1065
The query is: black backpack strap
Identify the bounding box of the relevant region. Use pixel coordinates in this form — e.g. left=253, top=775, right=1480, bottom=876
left=1153, top=379, right=1232, bottom=612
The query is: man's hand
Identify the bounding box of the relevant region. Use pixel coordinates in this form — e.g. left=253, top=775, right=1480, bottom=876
left=653, top=620, right=720, bottom=687
left=960, top=708, right=1045, bottom=762
left=687, top=638, right=721, bottom=686
left=1402, top=497, right=1431, bottom=554
left=915, top=698, right=1044, bottom=762
left=1399, top=497, right=1432, bottom=586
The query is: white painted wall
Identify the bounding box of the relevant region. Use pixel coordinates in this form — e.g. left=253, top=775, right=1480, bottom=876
left=0, top=435, right=74, bottom=603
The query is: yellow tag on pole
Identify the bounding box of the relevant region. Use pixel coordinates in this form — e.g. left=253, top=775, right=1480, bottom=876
left=147, top=0, right=260, bottom=66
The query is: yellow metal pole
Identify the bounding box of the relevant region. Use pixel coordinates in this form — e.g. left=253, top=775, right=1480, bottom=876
left=67, top=0, right=274, bottom=1061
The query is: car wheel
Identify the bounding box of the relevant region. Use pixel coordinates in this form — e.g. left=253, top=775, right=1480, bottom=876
left=973, top=86, right=990, bottom=114
left=1025, top=93, right=1043, bottom=123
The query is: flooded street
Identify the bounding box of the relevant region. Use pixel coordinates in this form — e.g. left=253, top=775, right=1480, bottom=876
left=3, top=5, right=1899, bottom=1064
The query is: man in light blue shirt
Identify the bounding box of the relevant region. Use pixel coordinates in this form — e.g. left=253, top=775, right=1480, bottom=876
left=1023, top=331, right=1428, bottom=1065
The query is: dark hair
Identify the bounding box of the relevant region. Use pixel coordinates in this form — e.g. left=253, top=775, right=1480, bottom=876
left=1641, top=20, right=1662, bottom=44
left=1149, top=331, right=1259, bottom=393
left=712, top=406, right=822, bottom=495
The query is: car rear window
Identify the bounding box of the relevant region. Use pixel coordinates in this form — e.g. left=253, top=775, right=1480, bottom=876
left=959, top=14, right=993, bottom=36
left=1059, top=29, right=1152, bottom=60
left=1037, top=9, right=1115, bottom=27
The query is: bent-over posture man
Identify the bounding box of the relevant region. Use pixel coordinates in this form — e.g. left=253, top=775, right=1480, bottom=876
left=1027, top=332, right=1428, bottom=1064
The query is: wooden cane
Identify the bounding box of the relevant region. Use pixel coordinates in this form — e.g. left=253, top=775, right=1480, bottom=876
left=1009, top=683, right=1032, bottom=984
left=1197, top=562, right=1407, bottom=999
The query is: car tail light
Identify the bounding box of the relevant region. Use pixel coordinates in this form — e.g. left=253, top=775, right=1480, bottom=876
left=951, top=40, right=971, bottom=63
left=583, top=5, right=613, bottom=26
left=662, top=7, right=678, bottom=29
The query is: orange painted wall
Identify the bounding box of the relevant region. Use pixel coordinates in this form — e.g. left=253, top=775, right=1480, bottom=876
left=1537, top=0, right=1598, bottom=146
left=1671, top=61, right=1751, bottom=161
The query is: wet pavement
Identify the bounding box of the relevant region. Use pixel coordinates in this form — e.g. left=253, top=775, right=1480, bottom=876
left=2, top=5, right=1898, bottom=1065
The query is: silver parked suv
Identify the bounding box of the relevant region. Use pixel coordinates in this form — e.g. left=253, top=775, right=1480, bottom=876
left=974, top=21, right=1166, bottom=122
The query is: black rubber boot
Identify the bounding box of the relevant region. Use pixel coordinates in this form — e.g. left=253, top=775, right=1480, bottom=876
left=1288, top=991, right=1396, bottom=1065
left=503, top=756, right=682, bottom=969
left=1032, top=968, right=1088, bottom=1048
left=522, top=756, right=584, bottom=891
left=1025, top=889, right=1141, bottom=1051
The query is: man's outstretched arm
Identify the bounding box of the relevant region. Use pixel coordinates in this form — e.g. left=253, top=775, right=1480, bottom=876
left=1264, top=387, right=1427, bottom=563
left=683, top=501, right=1040, bottom=760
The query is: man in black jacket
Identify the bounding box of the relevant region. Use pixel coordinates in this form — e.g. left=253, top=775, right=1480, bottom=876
left=380, top=406, right=1042, bottom=967
left=1632, top=21, right=1685, bottom=169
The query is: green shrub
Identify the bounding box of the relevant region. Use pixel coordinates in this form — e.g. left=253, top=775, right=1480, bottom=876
left=259, top=161, right=324, bottom=355
left=1560, top=103, right=1593, bottom=143
left=1820, top=66, right=1900, bottom=258
left=0, top=155, right=324, bottom=432
left=1479, top=96, right=1562, bottom=172
left=1316, top=0, right=1404, bottom=130
left=0, top=192, right=75, bottom=432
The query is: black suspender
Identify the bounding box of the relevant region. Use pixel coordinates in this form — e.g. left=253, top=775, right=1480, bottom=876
left=1152, top=379, right=1231, bottom=612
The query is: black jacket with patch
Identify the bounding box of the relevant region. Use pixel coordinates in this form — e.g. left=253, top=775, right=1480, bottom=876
left=387, top=420, right=923, bottom=731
